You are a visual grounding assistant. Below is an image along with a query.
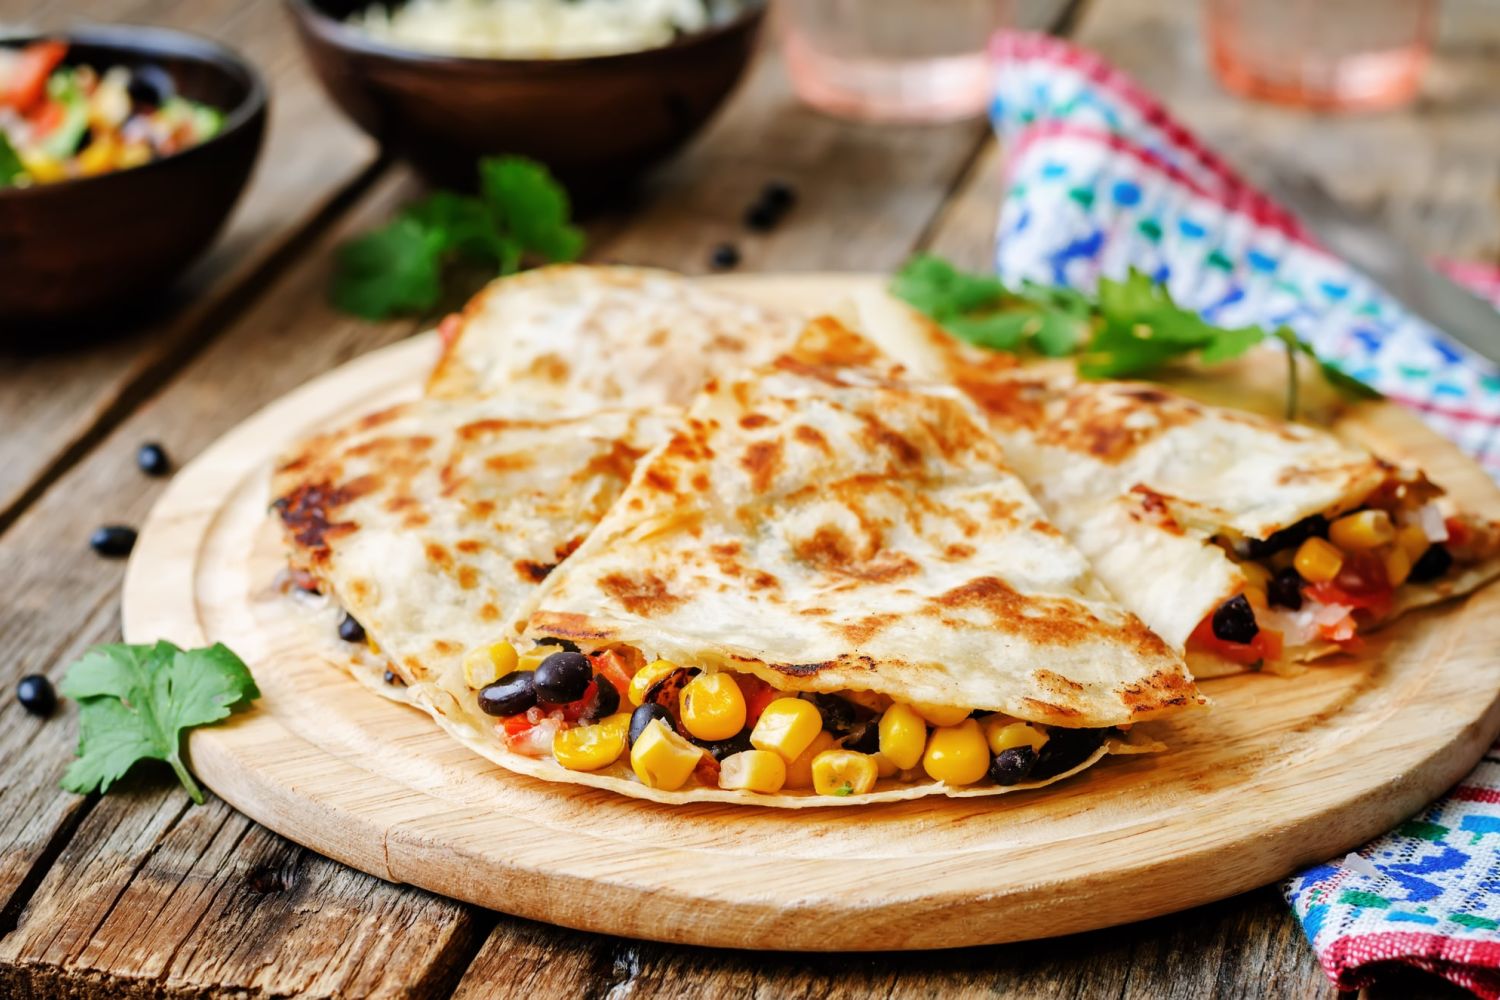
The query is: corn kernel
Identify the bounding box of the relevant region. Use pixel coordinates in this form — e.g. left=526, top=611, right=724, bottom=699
left=1294, top=537, right=1345, bottom=584
left=1241, top=562, right=1271, bottom=590
left=811, top=750, right=878, bottom=797
left=922, top=719, right=990, bottom=786
left=20, top=153, right=66, bottom=183
left=872, top=752, right=899, bottom=778
left=630, top=719, right=703, bottom=790
left=628, top=658, right=678, bottom=706
left=1384, top=545, right=1413, bottom=587
left=1329, top=510, right=1395, bottom=551
left=782, top=731, right=836, bottom=790
left=718, top=749, right=787, bottom=793
left=1244, top=586, right=1268, bottom=611
left=517, top=644, right=563, bottom=672
left=750, top=698, right=823, bottom=762
left=552, top=713, right=630, bottom=772
left=878, top=703, right=928, bottom=770
left=910, top=701, right=971, bottom=727
left=462, top=640, right=518, bottom=689
left=681, top=672, right=747, bottom=741
left=1396, top=523, right=1430, bottom=561
left=983, top=718, right=1049, bottom=755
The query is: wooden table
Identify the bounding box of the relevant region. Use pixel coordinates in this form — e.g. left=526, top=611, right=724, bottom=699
left=2, top=0, right=1497, bottom=996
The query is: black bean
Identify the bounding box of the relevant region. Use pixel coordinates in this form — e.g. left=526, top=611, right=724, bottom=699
left=534, top=651, right=592, bottom=703
left=478, top=671, right=537, bottom=717
left=337, top=613, right=366, bottom=644
left=136, top=442, right=172, bottom=476
left=547, top=638, right=581, bottom=653
left=1030, top=728, right=1108, bottom=781
left=841, top=719, right=879, bottom=754
left=1211, top=593, right=1259, bottom=644
left=90, top=525, right=137, bottom=557
left=744, top=200, right=778, bottom=232
left=1243, top=514, right=1327, bottom=559
left=760, top=180, right=796, bottom=211
left=17, top=674, right=56, bottom=717
left=691, top=730, right=753, bottom=760
left=645, top=666, right=699, bottom=710
left=74, top=125, right=94, bottom=154
left=1268, top=567, right=1304, bottom=610
left=383, top=670, right=404, bottom=687
left=1409, top=544, right=1453, bottom=583
left=629, top=703, right=674, bottom=746
left=580, top=673, right=621, bottom=724
left=808, top=693, right=858, bottom=735
left=127, top=64, right=175, bottom=107
left=709, top=242, right=741, bottom=271
left=989, top=745, right=1037, bottom=786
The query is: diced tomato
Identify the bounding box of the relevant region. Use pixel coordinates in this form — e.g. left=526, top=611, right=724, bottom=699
left=1187, top=616, right=1284, bottom=666
left=1446, top=517, right=1469, bottom=548
left=2, top=41, right=67, bottom=113
left=29, top=99, right=63, bottom=134
left=733, top=673, right=777, bottom=729
left=589, top=649, right=634, bottom=702
left=693, top=752, right=720, bottom=786
left=501, top=713, right=534, bottom=735
left=559, top=682, right=597, bottom=722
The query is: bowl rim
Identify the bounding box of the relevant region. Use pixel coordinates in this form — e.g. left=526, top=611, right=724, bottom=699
left=0, top=23, right=269, bottom=202
left=286, top=0, right=767, bottom=68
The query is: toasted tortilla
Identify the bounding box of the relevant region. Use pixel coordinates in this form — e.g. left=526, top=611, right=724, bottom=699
left=851, top=289, right=1500, bottom=669
left=427, top=264, right=803, bottom=409
left=272, top=398, right=674, bottom=689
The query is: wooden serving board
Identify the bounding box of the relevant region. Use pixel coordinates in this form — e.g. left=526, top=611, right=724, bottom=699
left=122, top=274, right=1500, bottom=952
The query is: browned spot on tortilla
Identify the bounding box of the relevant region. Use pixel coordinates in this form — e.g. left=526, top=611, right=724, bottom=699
left=426, top=543, right=453, bottom=571
left=988, top=497, right=1020, bottom=524
left=515, top=560, right=554, bottom=583
left=469, top=499, right=496, bottom=518
left=357, top=406, right=404, bottom=431
left=798, top=606, right=831, bottom=616
left=645, top=468, right=676, bottom=493
left=957, top=375, right=1049, bottom=430
left=859, top=414, right=922, bottom=468
left=1129, top=484, right=1183, bottom=534
left=402, top=513, right=430, bottom=529
left=530, top=612, right=618, bottom=641
left=1120, top=668, right=1198, bottom=714
left=526, top=353, right=570, bottom=383
left=793, top=425, right=831, bottom=454
left=456, top=539, right=483, bottom=554
left=346, top=434, right=434, bottom=459
left=1033, top=669, right=1084, bottom=693
left=480, top=603, right=501, bottom=622
left=599, top=571, right=684, bottom=617
left=792, top=525, right=918, bottom=583
left=385, top=495, right=418, bottom=512
left=835, top=612, right=899, bottom=645
left=433, top=640, right=461, bottom=656
left=648, top=327, right=669, bottom=347
left=275, top=476, right=378, bottom=552
left=944, top=543, right=976, bottom=560
left=1021, top=698, right=1081, bottom=719
left=750, top=570, right=779, bottom=591
left=457, top=565, right=479, bottom=590
left=740, top=413, right=772, bottom=430
left=691, top=472, right=710, bottom=492
left=486, top=452, right=534, bottom=473
left=583, top=439, right=648, bottom=484
left=741, top=440, right=784, bottom=494
left=710, top=333, right=747, bottom=353
left=348, top=580, right=370, bottom=603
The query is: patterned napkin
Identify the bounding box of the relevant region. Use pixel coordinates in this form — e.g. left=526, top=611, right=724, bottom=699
left=989, top=31, right=1500, bottom=997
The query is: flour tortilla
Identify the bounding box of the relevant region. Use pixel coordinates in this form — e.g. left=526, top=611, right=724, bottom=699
left=851, top=289, right=1500, bottom=670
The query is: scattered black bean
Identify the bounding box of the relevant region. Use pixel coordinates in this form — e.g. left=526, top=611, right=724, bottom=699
left=1268, top=567, right=1304, bottom=610
left=337, top=613, right=366, bottom=644
left=1211, top=593, right=1259, bottom=644
left=760, top=180, right=796, bottom=212
left=127, top=64, right=175, bottom=107
left=580, top=673, right=621, bottom=724
left=989, top=745, right=1037, bottom=786
left=1243, top=514, right=1328, bottom=559
left=534, top=651, right=592, bottom=703
left=1409, top=544, right=1453, bottom=583
left=546, top=638, right=581, bottom=653
left=383, top=670, right=405, bottom=687
left=136, top=442, right=171, bottom=476
left=841, top=719, right=879, bottom=754
left=17, top=674, right=56, bottom=717
left=90, top=525, right=137, bottom=557
left=709, top=242, right=741, bottom=271
left=743, top=200, right=778, bottom=232
left=74, top=125, right=93, bottom=154
left=645, top=665, right=700, bottom=710
left=1030, top=728, right=1108, bottom=781
left=629, top=703, right=674, bottom=746
left=808, top=693, right=859, bottom=735
left=478, top=670, right=537, bottom=717
left=690, top=730, right=753, bottom=761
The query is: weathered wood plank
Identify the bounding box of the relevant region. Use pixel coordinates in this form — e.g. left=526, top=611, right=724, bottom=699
left=1071, top=0, right=1500, bottom=265
left=0, top=0, right=377, bottom=531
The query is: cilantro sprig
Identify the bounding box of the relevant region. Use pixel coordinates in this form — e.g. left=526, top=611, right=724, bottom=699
left=0, top=131, right=27, bottom=189
left=332, top=155, right=585, bottom=320
left=59, top=641, right=260, bottom=804
left=893, top=255, right=1380, bottom=418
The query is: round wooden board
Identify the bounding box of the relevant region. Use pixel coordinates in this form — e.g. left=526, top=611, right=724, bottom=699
left=123, top=273, right=1500, bottom=952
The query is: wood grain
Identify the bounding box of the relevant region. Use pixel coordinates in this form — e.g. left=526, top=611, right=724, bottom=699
left=121, top=276, right=1500, bottom=952
left=0, top=0, right=377, bottom=530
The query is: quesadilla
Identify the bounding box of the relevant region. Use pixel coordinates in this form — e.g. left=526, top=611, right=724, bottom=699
left=427, top=264, right=803, bottom=409
left=853, top=290, right=1500, bottom=675
left=430, top=320, right=1199, bottom=805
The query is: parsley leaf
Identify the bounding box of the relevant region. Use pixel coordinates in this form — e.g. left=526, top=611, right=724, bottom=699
left=0, top=131, right=26, bottom=188
left=892, top=255, right=1381, bottom=417
left=331, top=155, right=584, bottom=320
left=59, top=641, right=260, bottom=804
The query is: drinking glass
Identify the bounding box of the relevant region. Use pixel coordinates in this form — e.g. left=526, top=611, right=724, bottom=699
left=1204, top=0, right=1439, bottom=111
left=780, top=0, right=1010, bottom=123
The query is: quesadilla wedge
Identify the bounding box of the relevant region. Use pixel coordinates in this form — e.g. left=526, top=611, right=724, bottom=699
left=427, top=264, right=803, bottom=409
left=427, top=319, right=1199, bottom=805
left=852, top=290, right=1500, bottom=676
left=271, top=398, right=675, bottom=694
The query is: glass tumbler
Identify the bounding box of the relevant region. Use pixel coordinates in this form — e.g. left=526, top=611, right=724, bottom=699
left=780, top=0, right=1010, bottom=123
left=1204, top=0, right=1439, bottom=111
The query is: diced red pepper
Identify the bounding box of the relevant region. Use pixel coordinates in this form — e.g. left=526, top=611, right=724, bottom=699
left=500, top=714, right=534, bottom=736
left=733, top=673, right=777, bottom=729
left=1446, top=517, right=1469, bottom=548
left=693, top=752, right=720, bottom=786
left=1187, top=616, right=1285, bottom=666
left=2, top=41, right=67, bottom=113
left=559, top=682, right=597, bottom=722
left=589, top=649, right=634, bottom=703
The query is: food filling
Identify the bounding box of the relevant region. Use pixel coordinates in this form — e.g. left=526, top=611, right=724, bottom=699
left=455, top=640, right=1114, bottom=797
left=1190, top=478, right=1499, bottom=668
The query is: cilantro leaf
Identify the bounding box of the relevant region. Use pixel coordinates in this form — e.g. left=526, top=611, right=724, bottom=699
left=0, top=131, right=26, bottom=188
left=60, top=642, right=259, bottom=804
left=331, top=155, right=584, bottom=320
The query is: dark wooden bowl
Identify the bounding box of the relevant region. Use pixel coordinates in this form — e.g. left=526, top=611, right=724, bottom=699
left=286, top=0, right=765, bottom=200
left=0, top=26, right=267, bottom=338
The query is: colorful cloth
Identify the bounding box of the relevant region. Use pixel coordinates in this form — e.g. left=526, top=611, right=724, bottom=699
left=989, top=31, right=1500, bottom=997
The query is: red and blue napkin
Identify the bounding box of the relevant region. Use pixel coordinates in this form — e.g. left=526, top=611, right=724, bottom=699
left=990, top=31, right=1500, bottom=997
